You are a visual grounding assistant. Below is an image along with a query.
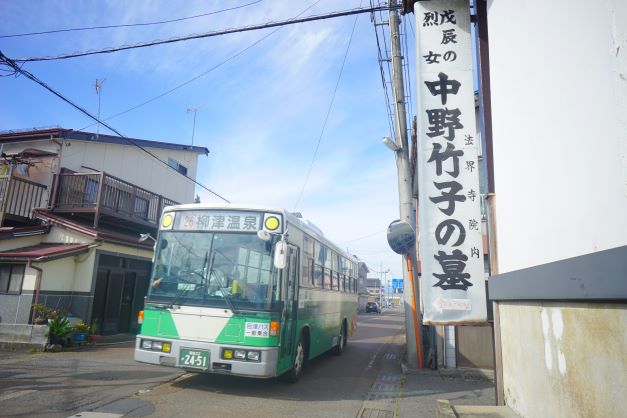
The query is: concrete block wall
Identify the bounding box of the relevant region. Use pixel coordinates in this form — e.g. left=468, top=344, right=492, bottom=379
left=0, top=324, right=47, bottom=350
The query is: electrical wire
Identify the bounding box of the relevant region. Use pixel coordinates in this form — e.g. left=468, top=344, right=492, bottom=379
left=0, top=1, right=263, bottom=39
left=369, top=0, right=395, bottom=139
left=12, top=5, right=401, bottom=63
left=79, top=0, right=323, bottom=131
left=401, top=15, right=414, bottom=124
left=0, top=51, right=231, bottom=203
left=292, top=6, right=361, bottom=212
left=338, top=229, right=387, bottom=245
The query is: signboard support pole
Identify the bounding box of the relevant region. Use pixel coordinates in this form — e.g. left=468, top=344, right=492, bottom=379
left=406, top=255, right=424, bottom=368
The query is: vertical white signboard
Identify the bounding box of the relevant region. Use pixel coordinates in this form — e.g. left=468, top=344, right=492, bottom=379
left=415, top=0, right=486, bottom=324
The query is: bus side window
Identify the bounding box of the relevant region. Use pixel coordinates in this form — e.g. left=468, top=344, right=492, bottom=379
left=301, top=256, right=311, bottom=287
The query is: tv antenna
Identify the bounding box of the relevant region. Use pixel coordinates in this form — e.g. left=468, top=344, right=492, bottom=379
left=186, top=105, right=202, bottom=146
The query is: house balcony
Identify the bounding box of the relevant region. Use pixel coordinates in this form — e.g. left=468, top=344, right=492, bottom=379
left=0, top=175, right=48, bottom=226
left=52, top=171, right=178, bottom=233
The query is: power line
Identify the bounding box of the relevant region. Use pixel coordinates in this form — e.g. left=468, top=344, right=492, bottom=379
left=79, top=0, right=323, bottom=131
left=338, top=229, right=387, bottom=245
left=370, top=0, right=395, bottom=139
left=401, top=15, right=414, bottom=123
left=0, top=1, right=263, bottom=39
left=292, top=5, right=361, bottom=212
left=0, top=50, right=230, bottom=203
left=13, top=5, right=401, bottom=63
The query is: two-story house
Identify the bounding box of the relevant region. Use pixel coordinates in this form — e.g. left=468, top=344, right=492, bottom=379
left=0, top=127, right=208, bottom=335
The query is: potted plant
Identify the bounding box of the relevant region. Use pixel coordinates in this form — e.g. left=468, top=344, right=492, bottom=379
left=32, top=303, right=52, bottom=325
left=88, top=319, right=101, bottom=344
left=72, top=322, right=90, bottom=343
left=46, top=314, right=72, bottom=347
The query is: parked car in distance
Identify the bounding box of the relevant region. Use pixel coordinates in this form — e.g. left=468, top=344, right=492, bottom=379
left=366, top=301, right=381, bottom=314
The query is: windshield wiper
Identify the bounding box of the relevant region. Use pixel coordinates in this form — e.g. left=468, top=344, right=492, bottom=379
left=169, top=285, right=191, bottom=308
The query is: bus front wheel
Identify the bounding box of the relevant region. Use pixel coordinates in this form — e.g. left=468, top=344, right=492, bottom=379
left=283, top=334, right=306, bottom=383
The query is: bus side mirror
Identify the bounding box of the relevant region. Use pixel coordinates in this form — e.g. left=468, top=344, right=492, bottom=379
left=274, top=240, right=287, bottom=270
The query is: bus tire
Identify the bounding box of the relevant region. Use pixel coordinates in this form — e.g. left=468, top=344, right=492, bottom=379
left=283, top=334, right=306, bottom=383
left=333, top=321, right=347, bottom=356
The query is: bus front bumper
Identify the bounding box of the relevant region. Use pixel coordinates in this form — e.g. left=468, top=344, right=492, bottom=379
left=134, top=335, right=280, bottom=378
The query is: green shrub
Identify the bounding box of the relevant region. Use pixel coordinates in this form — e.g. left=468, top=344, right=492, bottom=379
left=46, top=315, right=72, bottom=341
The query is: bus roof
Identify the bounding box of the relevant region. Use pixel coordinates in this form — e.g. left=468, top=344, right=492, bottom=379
left=162, top=203, right=358, bottom=263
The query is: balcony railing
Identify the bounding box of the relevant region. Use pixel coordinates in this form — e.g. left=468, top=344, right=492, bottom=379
left=0, top=175, right=48, bottom=224
left=54, top=171, right=178, bottom=228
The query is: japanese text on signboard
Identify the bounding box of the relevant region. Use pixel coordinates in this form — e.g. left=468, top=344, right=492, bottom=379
left=174, top=211, right=262, bottom=232
left=416, top=0, right=486, bottom=324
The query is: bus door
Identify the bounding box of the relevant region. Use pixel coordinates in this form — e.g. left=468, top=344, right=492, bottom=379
left=280, top=245, right=299, bottom=359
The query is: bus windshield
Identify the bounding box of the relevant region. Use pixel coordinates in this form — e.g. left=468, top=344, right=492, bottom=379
left=147, top=231, right=282, bottom=311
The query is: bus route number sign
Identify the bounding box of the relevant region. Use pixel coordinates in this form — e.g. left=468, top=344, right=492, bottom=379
left=179, top=348, right=209, bottom=369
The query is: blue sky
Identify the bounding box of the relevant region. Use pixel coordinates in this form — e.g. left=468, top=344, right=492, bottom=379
left=0, top=0, right=417, bottom=284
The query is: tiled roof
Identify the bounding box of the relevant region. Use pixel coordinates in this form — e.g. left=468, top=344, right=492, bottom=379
left=33, top=209, right=154, bottom=250
left=0, top=243, right=91, bottom=261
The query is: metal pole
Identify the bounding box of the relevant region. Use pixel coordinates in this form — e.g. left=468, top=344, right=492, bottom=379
left=389, top=0, right=422, bottom=368
left=95, top=79, right=105, bottom=141
left=187, top=106, right=200, bottom=146
left=380, top=263, right=383, bottom=307
left=191, top=111, right=197, bottom=146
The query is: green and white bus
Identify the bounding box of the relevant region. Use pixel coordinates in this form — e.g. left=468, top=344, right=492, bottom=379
left=134, top=204, right=359, bottom=382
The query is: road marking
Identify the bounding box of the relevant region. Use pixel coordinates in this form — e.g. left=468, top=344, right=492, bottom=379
left=0, top=389, right=36, bottom=402
left=67, top=413, right=123, bottom=418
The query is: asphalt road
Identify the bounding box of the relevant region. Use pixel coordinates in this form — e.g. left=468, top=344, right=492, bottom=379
left=0, top=309, right=406, bottom=418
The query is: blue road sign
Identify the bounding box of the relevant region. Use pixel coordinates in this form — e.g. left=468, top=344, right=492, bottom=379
left=391, top=278, right=403, bottom=290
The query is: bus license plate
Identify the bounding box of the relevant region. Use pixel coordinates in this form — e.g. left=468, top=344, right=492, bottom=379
left=179, top=348, right=209, bottom=370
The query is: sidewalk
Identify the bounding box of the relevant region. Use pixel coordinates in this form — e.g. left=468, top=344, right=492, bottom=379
left=397, top=365, right=497, bottom=418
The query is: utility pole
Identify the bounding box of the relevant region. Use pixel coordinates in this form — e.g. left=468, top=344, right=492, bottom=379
left=389, top=0, right=422, bottom=368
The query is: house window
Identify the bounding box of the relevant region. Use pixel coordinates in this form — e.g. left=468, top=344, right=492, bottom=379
left=167, top=158, right=188, bottom=176
left=0, top=264, right=25, bottom=294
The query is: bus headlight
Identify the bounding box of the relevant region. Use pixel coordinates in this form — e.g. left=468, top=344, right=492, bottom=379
left=247, top=351, right=260, bottom=362
left=234, top=350, right=247, bottom=360
left=141, top=339, right=171, bottom=352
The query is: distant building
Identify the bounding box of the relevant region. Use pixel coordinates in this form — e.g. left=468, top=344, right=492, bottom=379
left=366, top=278, right=382, bottom=304
left=356, top=259, right=369, bottom=312
left=0, top=127, right=208, bottom=336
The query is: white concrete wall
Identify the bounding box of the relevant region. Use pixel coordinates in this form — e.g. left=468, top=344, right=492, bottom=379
left=487, top=0, right=627, bottom=273
left=499, top=302, right=627, bottom=418
left=60, top=139, right=199, bottom=204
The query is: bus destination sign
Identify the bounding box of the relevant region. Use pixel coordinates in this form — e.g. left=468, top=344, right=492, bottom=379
left=174, top=211, right=262, bottom=232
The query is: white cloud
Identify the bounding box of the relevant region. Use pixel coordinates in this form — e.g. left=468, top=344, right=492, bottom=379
left=1, top=0, right=411, bottom=281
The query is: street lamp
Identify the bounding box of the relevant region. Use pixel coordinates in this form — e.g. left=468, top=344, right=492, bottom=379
left=382, top=136, right=400, bottom=152
left=139, top=233, right=156, bottom=243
